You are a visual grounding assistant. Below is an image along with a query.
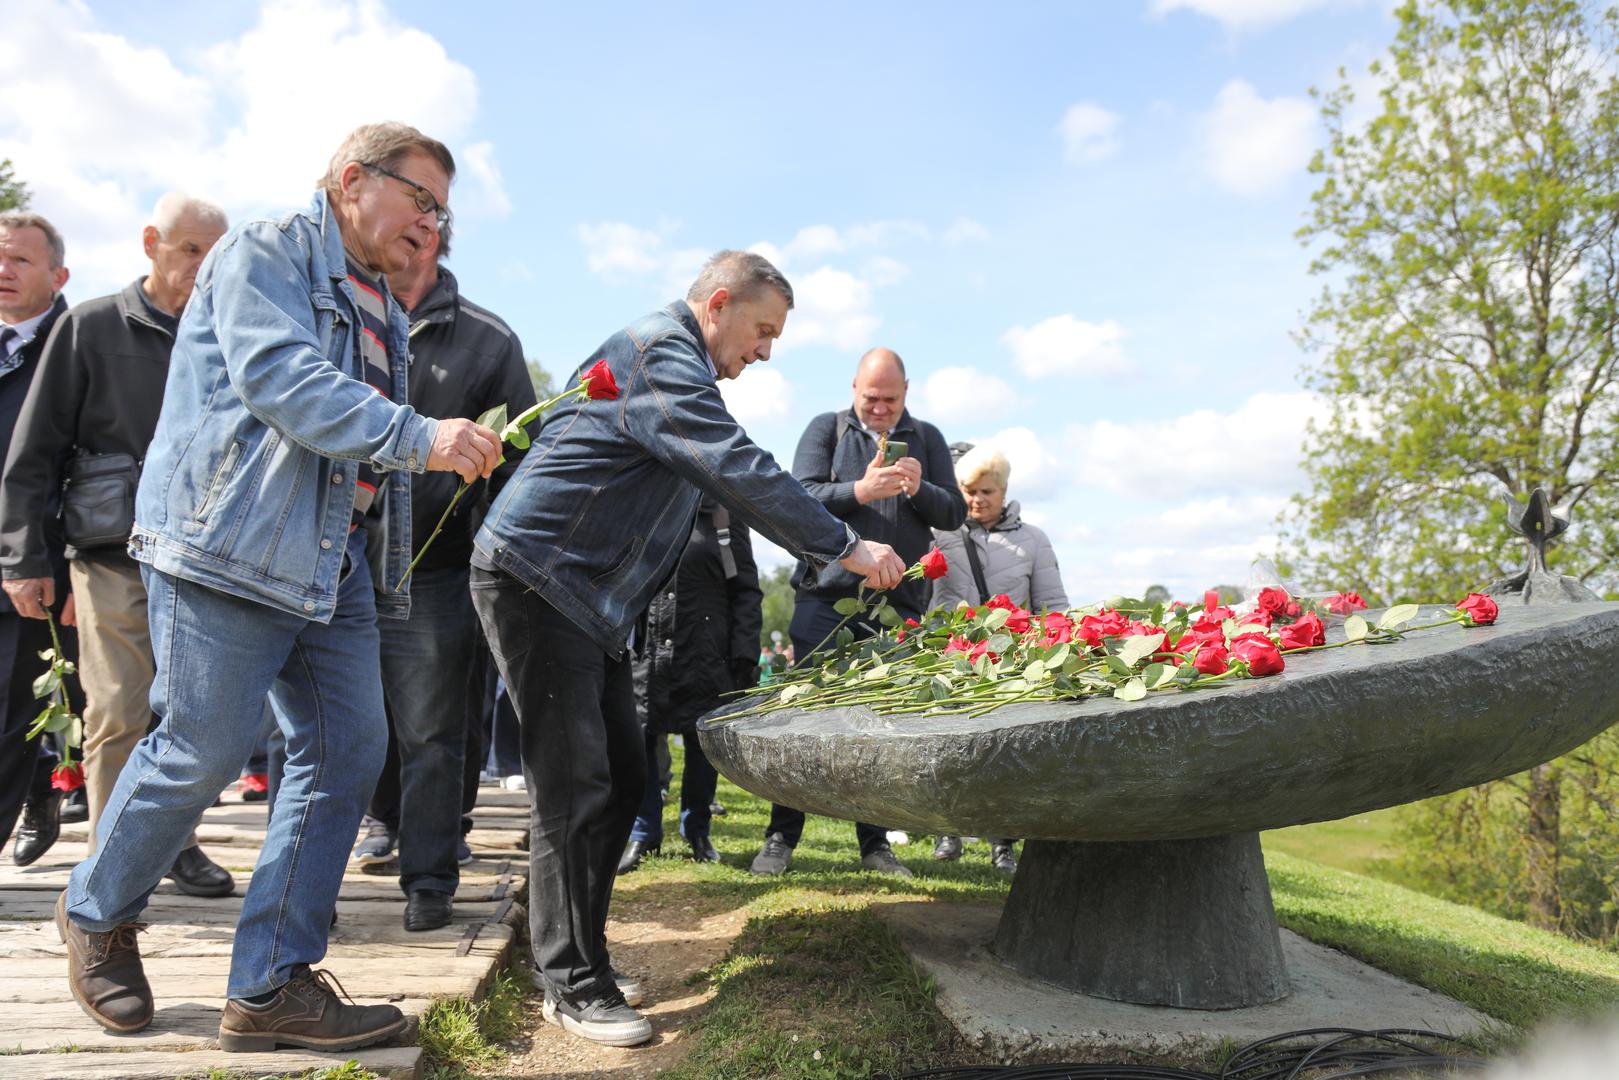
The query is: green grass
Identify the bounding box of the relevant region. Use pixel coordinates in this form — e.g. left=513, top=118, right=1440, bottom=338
left=1268, top=849, right=1619, bottom=1030
left=417, top=964, right=529, bottom=1080
left=1262, top=807, right=1402, bottom=876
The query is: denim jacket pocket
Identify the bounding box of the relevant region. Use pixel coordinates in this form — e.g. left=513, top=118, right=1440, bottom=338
left=192, top=439, right=244, bottom=524
left=588, top=534, right=644, bottom=589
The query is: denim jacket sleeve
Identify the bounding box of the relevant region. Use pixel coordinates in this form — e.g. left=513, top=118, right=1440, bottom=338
left=202, top=222, right=436, bottom=472
left=620, top=336, right=854, bottom=565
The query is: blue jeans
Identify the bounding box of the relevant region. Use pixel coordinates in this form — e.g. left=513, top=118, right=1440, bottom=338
left=377, top=565, right=476, bottom=896
left=66, top=533, right=387, bottom=999
left=629, top=731, right=719, bottom=846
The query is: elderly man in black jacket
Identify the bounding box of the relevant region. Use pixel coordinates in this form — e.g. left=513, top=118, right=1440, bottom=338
left=0, top=200, right=234, bottom=896
left=619, top=495, right=762, bottom=873
left=354, top=224, right=536, bottom=933
left=750, top=347, right=966, bottom=877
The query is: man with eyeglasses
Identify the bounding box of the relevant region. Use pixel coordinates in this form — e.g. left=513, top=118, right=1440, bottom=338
left=56, top=122, right=502, bottom=1055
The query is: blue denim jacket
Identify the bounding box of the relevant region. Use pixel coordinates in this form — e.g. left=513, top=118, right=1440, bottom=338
left=130, top=191, right=436, bottom=622
left=473, top=301, right=855, bottom=655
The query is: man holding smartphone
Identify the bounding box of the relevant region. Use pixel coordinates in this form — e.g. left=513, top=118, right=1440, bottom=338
left=750, top=346, right=967, bottom=877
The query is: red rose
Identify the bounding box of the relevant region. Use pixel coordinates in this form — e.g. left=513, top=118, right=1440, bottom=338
left=1239, top=611, right=1273, bottom=630
left=1005, top=608, right=1034, bottom=635
left=1456, top=592, right=1499, bottom=627
left=51, top=763, right=85, bottom=792
left=918, top=547, right=949, bottom=580
left=1204, top=589, right=1221, bottom=612
left=944, top=635, right=972, bottom=655
left=582, top=359, right=619, bottom=400
left=1256, top=586, right=1290, bottom=615
left=1232, top=634, right=1285, bottom=676
left=1278, top=611, right=1326, bottom=650
left=987, top=594, right=1016, bottom=611
left=1193, top=643, right=1230, bottom=675
left=1321, top=591, right=1368, bottom=615
left=897, top=617, right=920, bottom=643
left=1284, top=602, right=1302, bottom=617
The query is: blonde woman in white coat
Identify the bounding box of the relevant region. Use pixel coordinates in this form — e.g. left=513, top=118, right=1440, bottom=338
left=929, top=444, right=1068, bottom=872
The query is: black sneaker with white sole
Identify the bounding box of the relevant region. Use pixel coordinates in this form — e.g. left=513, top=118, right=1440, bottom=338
left=611, top=966, right=643, bottom=1007
left=543, top=985, right=652, bottom=1047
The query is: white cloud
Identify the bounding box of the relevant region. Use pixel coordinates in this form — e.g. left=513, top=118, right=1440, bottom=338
left=785, top=267, right=880, bottom=352
left=578, top=221, right=667, bottom=279
left=719, top=366, right=793, bottom=426
left=1057, top=102, right=1122, bottom=164
left=778, top=220, right=929, bottom=264
left=960, top=426, right=1067, bottom=501
left=863, top=255, right=910, bottom=287
left=917, top=366, right=1017, bottom=427
left=1065, top=390, right=1327, bottom=499
left=0, top=0, right=508, bottom=300
left=942, top=217, right=991, bottom=245
left=1002, top=314, right=1129, bottom=377
left=1203, top=79, right=1317, bottom=196
left=1150, top=0, right=1351, bottom=31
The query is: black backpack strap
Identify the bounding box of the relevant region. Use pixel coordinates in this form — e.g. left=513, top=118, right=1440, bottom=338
left=961, top=526, right=991, bottom=605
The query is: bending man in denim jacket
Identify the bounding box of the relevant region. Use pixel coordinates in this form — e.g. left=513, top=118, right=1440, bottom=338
left=57, top=123, right=502, bottom=1055
left=472, top=249, right=905, bottom=1048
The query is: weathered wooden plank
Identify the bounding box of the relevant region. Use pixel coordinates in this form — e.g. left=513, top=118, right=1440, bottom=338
left=0, top=1047, right=423, bottom=1080
left=0, top=921, right=515, bottom=958
left=0, top=872, right=517, bottom=903
left=0, top=971, right=484, bottom=1005
left=0, top=1001, right=432, bottom=1056
left=0, top=894, right=502, bottom=921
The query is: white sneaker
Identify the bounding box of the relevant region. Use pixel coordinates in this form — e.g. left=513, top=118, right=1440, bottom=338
left=543, top=987, right=651, bottom=1047
left=500, top=774, right=526, bottom=791
left=887, top=830, right=910, bottom=846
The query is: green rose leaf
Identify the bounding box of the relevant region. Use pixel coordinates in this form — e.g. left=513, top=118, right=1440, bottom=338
left=1116, top=632, right=1166, bottom=668
left=779, top=683, right=809, bottom=704
left=1377, top=604, right=1419, bottom=631
left=1024, top=659, right=1048, bottom=683
left=475, top=403, right=510, bottom=431
left=983, top=608, right=1011, bottom=631
left=877, top=605, right=902, bottom=628
left=1344, top=614, right=1369, bottom=642
left=1114, top=678, right=1148, bottom=702
left=833, top=597, right=865, bottom=616
left=507, top=428, right=531, bottom=451
left=32, top=669, right=60, bottom=700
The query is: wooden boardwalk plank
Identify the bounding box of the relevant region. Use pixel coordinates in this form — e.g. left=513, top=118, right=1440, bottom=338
left=1, top=782, right=528, bottom=1075
left=0, top=1046, right=424, bottom=1079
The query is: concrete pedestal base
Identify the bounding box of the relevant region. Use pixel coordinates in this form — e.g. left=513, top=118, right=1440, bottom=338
left=995, top=835, right=1289, bottom=1009
left=877, top=901, right=1488, bottom=1064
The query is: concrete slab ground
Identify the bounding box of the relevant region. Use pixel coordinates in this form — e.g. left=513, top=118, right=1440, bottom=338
left=874, top=900, right=1491, bottom=1064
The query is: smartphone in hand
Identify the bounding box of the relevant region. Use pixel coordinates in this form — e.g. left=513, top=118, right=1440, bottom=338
left=881, top=439, right=908, bottom=466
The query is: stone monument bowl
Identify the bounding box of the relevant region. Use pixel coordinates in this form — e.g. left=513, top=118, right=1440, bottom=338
left=699, top=601, right=1619, bottom=1019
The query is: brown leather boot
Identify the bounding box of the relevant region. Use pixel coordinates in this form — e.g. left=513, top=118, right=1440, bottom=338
left=55, top=891, right=153, bottom=1033
left=218, top=965, right=408, bottom=1052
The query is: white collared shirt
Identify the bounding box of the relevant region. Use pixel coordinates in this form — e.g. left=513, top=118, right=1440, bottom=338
left=0, top=304, right=53, bottom=361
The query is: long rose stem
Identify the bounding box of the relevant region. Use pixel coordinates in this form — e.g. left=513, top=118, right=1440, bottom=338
left=394, top=481, right=469, bottom=591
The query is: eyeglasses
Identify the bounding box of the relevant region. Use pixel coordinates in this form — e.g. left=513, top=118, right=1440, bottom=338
left=362, top=163, right=450, bottom=229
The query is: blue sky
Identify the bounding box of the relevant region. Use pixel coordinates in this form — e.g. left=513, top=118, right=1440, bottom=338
left=1, top=0, right=1402, bottom=601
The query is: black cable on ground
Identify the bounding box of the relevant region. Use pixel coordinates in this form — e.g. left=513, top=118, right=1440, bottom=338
left=888, top=1026, right=1490, bottom=1080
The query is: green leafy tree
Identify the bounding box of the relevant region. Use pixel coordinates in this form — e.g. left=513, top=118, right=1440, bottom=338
left=526, top=358, right=555, bottom=401
left=0, top=159, right=29, bottom=212
left=759, top=564, right=794, bottom=651
left=1292, top=0, right=1619, bottom=935
left=1290, top=0, right=1619, bottom=605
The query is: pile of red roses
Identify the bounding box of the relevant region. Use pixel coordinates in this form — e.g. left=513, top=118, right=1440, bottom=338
left=739, top=551, right=1504, bottom=719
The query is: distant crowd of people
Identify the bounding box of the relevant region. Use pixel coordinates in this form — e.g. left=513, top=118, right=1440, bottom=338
left=0, top=119, right=1065, bottom=1055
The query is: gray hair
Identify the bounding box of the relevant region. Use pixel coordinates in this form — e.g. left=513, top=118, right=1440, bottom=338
left=320, top=122, right=456, bottom=202
left=0, top=212, right=65, bottom=268
left=150, top=192, right=227, bottom=238
left=686, top=250, right=793, bottom=309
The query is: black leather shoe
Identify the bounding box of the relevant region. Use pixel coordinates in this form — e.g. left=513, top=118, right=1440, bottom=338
left=59, top=788, right=88, bottom=824
left=616, top=840, right=657, bottom=875
left=167, top=846, right=235, bottom=897
left=14, top=790, right=62, bottom=866
left=687, top=834, right=721, bottom=863
left=404, top=890, right=453, bottom=932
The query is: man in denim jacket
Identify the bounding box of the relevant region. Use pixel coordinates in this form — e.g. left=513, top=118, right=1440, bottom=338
left=57, top=123, right=502, bottom=1054
left=472, top=250, right=904, bottom=1047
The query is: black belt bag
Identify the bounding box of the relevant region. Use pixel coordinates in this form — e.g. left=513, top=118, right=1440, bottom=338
left=62, top=451, right=140, bottom=550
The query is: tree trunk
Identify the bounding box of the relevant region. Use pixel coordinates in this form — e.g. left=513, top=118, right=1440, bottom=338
left=1525, top=764, right=1562, bottom=931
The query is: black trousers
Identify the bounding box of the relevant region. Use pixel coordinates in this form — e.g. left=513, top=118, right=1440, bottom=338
left=470, top=568, right=645, bottom=1000
left=0, top=611, right=61, bottom=849
left=766, top=595, right=905, bottom=858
